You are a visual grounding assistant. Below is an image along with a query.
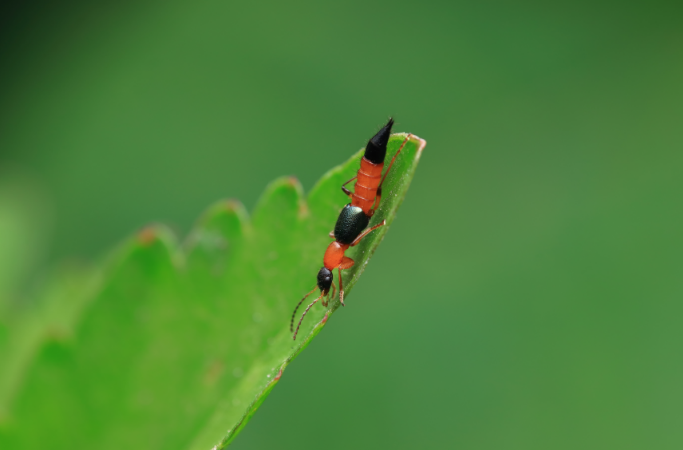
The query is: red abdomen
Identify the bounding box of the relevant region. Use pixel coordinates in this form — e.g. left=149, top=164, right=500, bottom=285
left=351, top=157, right=384, bottom=214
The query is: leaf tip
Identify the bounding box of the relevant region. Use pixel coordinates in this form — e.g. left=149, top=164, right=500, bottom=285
left=285, top=177, right=309, bottom=217
left=411, top=134, right=427, bottom=156
left=202, top=198, right=249, bottom=222
left=136, top=224, right=177, bottom=248
left=284, top=176, right=300, bottom=187
left=223, top=198, right=250, bottom=217
left=197, top=198, right=250, bottom=235
left=137, top=226, right=158, bottom=246
left=253, top=176, right=308, bottom=226
left=103, top=223, right=179, bottom=272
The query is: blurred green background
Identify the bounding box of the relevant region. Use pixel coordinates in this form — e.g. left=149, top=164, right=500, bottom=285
left=2, top=0, right=683, bottom=448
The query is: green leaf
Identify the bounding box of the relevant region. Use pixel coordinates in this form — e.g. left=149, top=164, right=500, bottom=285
left=0, top=176, right=97, bottom=425
left=0, top=133, right=426, bottom=449
left=0, top=263, right=101, bottom=424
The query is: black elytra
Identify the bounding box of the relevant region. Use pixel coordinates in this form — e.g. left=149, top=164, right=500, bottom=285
left=334, top=204, right=371, bottom=245
left=363, top=118, right=394, bottom=164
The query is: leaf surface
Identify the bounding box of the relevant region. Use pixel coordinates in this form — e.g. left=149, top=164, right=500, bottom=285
left=0, top=134, right=425, bottom=449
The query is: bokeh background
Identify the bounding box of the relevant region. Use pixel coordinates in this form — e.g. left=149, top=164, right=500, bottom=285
left=2, top=0, right=683, bottom=448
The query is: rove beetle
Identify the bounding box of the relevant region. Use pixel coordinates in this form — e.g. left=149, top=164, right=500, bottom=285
left=291, top=118, right=412, bottom=339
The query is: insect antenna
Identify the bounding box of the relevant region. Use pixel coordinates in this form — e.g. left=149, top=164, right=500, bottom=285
left=291, top=285, right=318, bottom=332
left=293, top=292, right=325, bottom=340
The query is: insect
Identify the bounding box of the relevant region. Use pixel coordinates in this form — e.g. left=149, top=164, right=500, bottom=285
left=291, top=118, right=411, bottom=340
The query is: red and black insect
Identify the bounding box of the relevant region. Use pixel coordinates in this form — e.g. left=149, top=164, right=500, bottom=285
left=291, top=118, right=411, bottom=339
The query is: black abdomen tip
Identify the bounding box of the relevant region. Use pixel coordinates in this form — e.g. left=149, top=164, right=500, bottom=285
left=364, top=118, right=394, bottom=164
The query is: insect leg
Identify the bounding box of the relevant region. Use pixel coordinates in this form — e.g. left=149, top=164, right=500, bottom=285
left=341, top=175, right=358, bottom=197
left=338, top=266, right=345, bottom=306
left=323, top=281, right=337, bottom=307
left=349, top=220, right=386, bottom=247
